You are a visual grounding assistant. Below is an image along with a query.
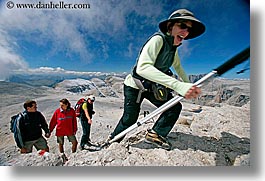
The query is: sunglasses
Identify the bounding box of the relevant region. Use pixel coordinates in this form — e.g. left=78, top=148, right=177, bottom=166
left=176, top=22, right=192, bottom=32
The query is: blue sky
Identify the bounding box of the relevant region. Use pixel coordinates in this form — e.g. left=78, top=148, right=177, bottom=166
left=0, top=0, right=250, bottom=80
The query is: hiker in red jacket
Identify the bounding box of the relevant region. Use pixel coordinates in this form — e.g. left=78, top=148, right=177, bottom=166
left=49, top=98, right=78, bottom=161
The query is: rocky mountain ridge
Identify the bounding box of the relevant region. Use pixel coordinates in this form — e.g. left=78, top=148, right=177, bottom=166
left=52, top=76, right=250, bottom=107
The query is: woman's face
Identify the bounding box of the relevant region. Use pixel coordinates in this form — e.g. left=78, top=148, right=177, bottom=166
left=88, top=99, right=94, bottom=104
left=170, top=20, right=192, bottom=46
left=60, top=102, right=68, bottom=111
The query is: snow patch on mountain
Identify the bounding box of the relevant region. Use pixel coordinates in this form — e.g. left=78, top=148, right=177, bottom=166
left=55, top=79, right=96, bottom=93
left=54, top=78, right=121, bottom=97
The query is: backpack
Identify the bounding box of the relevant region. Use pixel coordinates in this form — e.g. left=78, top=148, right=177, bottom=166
left=74, top=98, right=86, bottom=117
left=10, top=112, right=26, bottom=148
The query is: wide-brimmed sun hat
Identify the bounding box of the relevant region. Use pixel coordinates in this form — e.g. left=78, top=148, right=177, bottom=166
left=159, top=9, right=205, bottom=40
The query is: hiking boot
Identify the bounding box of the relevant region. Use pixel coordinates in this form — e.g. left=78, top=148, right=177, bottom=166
left=61, top=153, right=68, bottom=164
left=83, top=143, right=91, bottom=150
left=87, top=140, right=99, bottom=147
left=86, top=141, right=93, bottom=146
left=79, top=145, right=84, bottom=150
left=97, top=135, right=113, bottom=149
left=144, top=129, right=172, bottom=150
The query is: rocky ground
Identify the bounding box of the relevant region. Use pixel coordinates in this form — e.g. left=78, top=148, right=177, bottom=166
left=0, top=77, right=250, bottom=166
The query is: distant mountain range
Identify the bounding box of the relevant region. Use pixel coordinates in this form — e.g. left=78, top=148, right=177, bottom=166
left=6, top=72, right=212, bottom=88
left=4, top=72, right=250, bottom=107
left=6, top=72, right=127, bottom=87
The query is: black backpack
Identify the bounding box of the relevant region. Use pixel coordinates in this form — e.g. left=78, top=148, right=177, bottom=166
left=10, top=112, right=26, bottom=148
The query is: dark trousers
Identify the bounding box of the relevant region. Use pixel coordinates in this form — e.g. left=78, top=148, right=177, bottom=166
left=80, top=118, right=91, bottom=147
left=111, top=84, right=182, bottom=141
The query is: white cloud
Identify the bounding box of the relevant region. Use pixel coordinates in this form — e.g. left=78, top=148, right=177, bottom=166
left=0, top=29, right=28, bottom=80
left=126, top=43, right=134, bottom=58
left=15, top=66, right=126, bottom=78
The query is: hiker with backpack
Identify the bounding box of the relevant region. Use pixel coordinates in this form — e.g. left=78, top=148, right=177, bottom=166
left=106, top=9, right=205, bottom=150
left=78, top=95, right=95, bottom=150
left=49, top=98, right=78, bottom=162
left=15, top=100, right=50, bottom=154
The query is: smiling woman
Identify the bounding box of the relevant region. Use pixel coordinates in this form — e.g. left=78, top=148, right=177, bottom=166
left=106, top=8, right=206, bottom=150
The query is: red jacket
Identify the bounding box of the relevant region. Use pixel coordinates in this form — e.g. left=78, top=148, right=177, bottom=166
left=49, top=108, right=77, bottom=137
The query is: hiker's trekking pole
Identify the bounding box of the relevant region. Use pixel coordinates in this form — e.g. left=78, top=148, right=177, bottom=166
left=102, top=47, right=250, bottom=148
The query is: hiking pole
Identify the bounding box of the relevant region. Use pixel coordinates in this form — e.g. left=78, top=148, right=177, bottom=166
left=102, top=47, right=250, bottom=148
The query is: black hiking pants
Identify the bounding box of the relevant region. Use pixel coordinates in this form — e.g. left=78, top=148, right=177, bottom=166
left=110, top=84, right=182, bottom=141
left=80, top=118, right=91, bottom=147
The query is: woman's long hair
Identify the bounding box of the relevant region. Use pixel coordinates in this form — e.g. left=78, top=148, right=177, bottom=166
left=60, top=98, right=71, bottom=109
